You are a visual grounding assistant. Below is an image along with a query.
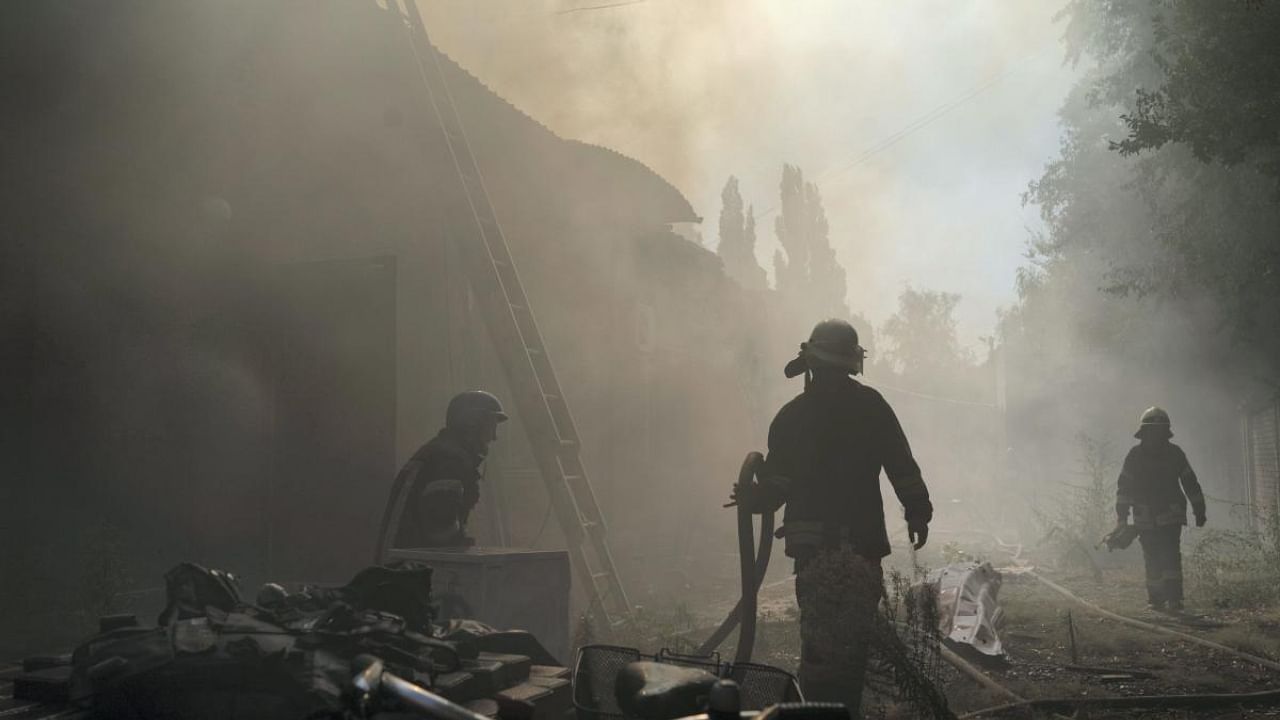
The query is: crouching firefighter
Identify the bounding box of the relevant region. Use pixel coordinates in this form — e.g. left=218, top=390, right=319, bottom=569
left=731, top=319, right=933, bottom=714
left=375, top=391, right=508, bottom=559
left=1115, top=406, right=1206, bottom=611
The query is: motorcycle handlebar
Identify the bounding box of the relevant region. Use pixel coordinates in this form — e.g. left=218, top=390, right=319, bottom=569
left=676, top=703, right=851, bottom=720
left=351, top=654, right=490, bottom=720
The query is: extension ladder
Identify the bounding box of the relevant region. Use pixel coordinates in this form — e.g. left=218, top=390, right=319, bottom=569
left=384, top=0, right=631, bottom=627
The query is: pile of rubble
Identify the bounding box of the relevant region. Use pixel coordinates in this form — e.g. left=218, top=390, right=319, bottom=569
left=6, top=562, right=570, bottom=720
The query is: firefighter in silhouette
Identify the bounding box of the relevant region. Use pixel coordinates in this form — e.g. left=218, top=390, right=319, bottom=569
left=377, top=391, right=508, bottom=556
left=1115, top=407, right=1206, bottom=611
left=732, top=319, right=932, bottom=713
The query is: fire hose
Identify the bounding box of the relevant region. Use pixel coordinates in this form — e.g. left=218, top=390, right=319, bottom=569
left=697, top=452, right=774, bottom=664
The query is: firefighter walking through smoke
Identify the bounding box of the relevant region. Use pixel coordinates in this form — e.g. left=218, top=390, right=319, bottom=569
left=377, top=391, right=508, bottom=555
left=731, top=319, right=933, bottom=714
left=1115, top=406, right=1206, bottom=611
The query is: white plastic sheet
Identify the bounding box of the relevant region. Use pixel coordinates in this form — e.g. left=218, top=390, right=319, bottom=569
left=922, top=562, right=1006, bottom=656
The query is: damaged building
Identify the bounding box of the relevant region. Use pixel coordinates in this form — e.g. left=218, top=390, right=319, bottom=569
left=1, top=0, right=760, bottom=656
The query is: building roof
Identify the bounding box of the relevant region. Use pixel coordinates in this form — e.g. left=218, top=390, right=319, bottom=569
left=433, top=44, right=701, bottom=226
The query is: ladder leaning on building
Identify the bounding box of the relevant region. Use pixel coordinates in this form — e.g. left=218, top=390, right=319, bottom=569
left=378, top=0, right=632, bottom=627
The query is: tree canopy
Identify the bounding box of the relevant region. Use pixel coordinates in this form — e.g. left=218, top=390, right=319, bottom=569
left=1013, top=0, right=1280, bottom=388
left=999, top=0, right=1280, bottom=486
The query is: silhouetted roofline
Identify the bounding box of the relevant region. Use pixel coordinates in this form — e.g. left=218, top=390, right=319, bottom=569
left=433, top=44, right=700, bottom=225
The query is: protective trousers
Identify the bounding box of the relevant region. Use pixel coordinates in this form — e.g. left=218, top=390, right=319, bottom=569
left=1137, top=525, right=1183, bottom=606
left=794, top=547, right=883, bottom=716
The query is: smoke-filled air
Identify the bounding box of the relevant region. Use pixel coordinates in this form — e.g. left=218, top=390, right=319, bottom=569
left=3, top=2, right=1279, bottom=719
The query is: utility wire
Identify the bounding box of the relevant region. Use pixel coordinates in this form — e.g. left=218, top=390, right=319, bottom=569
left=874, top=381, right=999, bottom=409
left=756, top=46, right=1052, bottom=222
left=555, top=0, right=647, bottom=15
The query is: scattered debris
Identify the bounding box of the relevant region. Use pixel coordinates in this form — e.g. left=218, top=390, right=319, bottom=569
left=13, top=562, right=571, bottom=720
left=921, top=563, right=1006, bottom=657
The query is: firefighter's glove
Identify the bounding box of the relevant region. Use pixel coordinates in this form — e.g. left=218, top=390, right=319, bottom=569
left=908, top=520, right=929, bottom=550
left=729, top=476, right=787, bottom=514
left=1195, top=512, right=1207, bottom=528
left=1103, top=523, right=1138, bottom=551
left=1115, top=504, right=1130, bottom=526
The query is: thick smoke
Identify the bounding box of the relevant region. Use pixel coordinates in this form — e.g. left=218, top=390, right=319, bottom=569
left=6, top=0, right=1258, bottom=667
left=419, top=0, right=1092, bottom=572
left=419, top=0, right=1079, bottom=340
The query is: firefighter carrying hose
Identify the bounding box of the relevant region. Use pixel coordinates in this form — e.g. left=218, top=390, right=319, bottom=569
left=1115, top=406, right=1206, bottom=611
left=730, top=319, right=933, bottom=714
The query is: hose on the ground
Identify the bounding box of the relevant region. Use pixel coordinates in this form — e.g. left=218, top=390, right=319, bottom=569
left=1027, top=570, right=1280, bottom=673
left=956, top=535, right=1280, bottom=717
left=937, top=644, right=1024, bottom=706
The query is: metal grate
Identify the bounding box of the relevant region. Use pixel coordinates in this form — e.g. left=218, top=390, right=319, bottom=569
left=574, top=645, right=642, bottom=720
left=728, top=662, right=804, bottom=711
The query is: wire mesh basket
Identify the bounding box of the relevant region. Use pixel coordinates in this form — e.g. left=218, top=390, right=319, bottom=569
left=573, top=645, right=801, bottom=720
left=726, top=662, right=804, bottom=711
left=574, top=645, right=643, bottom=720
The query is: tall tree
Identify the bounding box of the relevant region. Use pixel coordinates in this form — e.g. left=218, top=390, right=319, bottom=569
left=772, top=164, right=849, bottom=319
left=744, top=205, right=761, bottom=288
left=803, top=183, right=847, bottom=319
left=716, top=176, right=767, bottom=291
left=1098, top=1, right=1280, bottom=180
left=773, top=164, right=809, bottom=296
left=881, top=287, right=971, bottom=384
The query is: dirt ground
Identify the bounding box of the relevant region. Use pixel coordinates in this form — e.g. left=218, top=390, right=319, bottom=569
left=658, top=554, right=1280, bottom=719
left=964, top=568, right=1280, bottom=717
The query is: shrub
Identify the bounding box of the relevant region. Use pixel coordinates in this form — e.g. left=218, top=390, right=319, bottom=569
left=1187, top=510, right=1280, bottom=608
left=1032, top=432, right=1117, bottom=577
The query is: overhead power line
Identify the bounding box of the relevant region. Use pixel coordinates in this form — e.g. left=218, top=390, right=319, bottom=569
left=875, top=381, right=999, bottom=409
left=555, top=0, right=647, bottom=14
left=756, top=46, right=1051, bottom=223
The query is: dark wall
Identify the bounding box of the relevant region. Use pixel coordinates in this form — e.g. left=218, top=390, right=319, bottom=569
left=0, top=0, right=431, bottom=653
left=269, top=257, right=398, bottom=583
left=0, top=0, right=747, bottom=655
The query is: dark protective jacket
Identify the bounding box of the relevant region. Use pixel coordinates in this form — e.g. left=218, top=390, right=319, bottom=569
left=1116, top=440, right=1206, bottom=528
left=394, top=428, right=483, bottom=548
left=764, top=375, right=932, bottom=559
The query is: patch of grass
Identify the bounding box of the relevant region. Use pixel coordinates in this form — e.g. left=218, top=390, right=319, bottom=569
left=1186, top=510, right=1280, bottom=609
left=594, top=599, right=702, bottom=655
left=865, top=566, right=951, bottom=720
left=1210, top=623, right=1280, bottom=661
left=939, top=541, right=979, bottom=565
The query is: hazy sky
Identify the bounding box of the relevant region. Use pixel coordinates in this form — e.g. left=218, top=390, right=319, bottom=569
left=420, top=0, right=1081, bottom=347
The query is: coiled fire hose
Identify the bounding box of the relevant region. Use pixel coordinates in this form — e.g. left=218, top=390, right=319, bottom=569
left=698, top=451, right=775, bottom=664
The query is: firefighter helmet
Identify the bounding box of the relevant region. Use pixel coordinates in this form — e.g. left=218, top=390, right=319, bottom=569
left=446, top=390, right=509, bottom=430
left=1135, top=406, right=1172, bottom=439
left=784, top=319, right=867, bottom=378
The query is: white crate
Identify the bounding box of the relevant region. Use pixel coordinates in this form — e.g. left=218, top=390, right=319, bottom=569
left=389, top=547, right=571, bottom=663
